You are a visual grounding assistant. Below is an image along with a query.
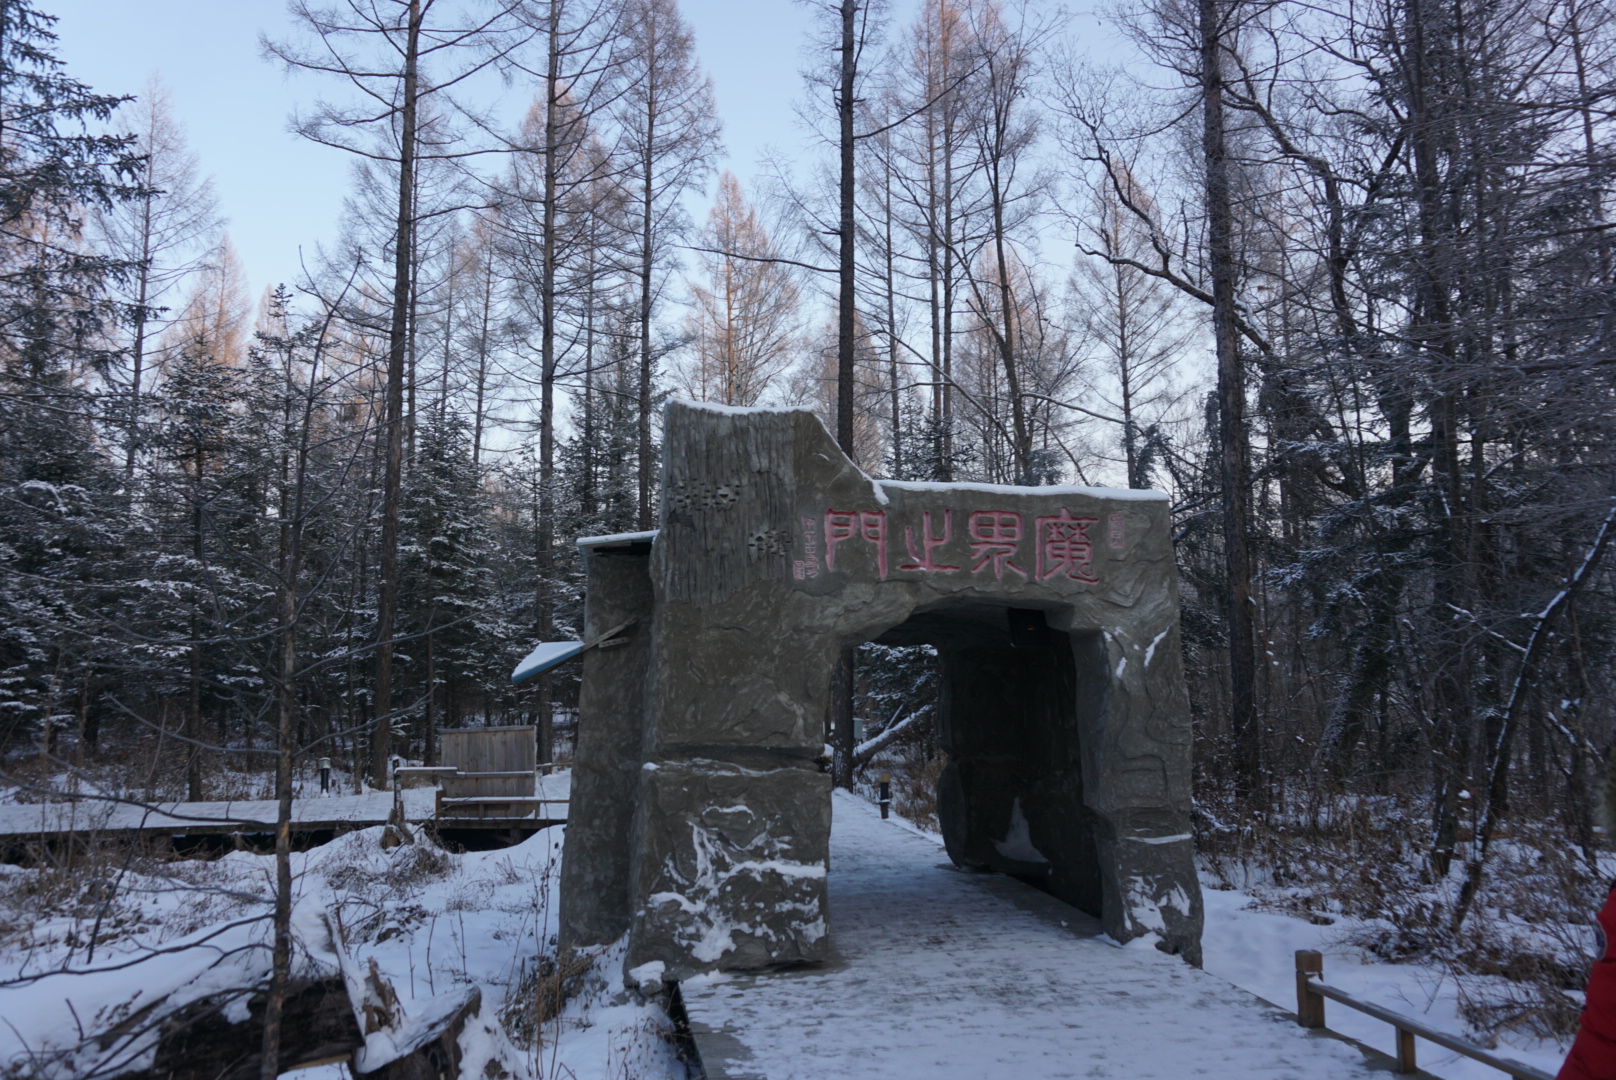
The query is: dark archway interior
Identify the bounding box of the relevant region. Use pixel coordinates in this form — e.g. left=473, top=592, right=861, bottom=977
left=869, top=604, right=1106, bottom=919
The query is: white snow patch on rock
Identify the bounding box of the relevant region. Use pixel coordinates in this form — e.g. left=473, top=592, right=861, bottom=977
left=993, top=798, right=1049, bottom=864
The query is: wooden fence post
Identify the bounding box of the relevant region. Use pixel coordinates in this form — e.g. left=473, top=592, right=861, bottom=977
left=1396, top=1025, right=1418, bottom=1073
left=1295, top=949, right=1325, bottom=1028
left=1285, top=946, right=1554, bottom=1079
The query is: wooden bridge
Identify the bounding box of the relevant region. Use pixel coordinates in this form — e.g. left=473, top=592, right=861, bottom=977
left=0, top=765, right=568, bottom=859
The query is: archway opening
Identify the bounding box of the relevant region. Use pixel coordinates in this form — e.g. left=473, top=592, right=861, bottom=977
left=854, top=603, right=1106, bottom=920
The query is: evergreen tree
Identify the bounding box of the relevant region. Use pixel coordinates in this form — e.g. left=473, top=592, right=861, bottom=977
left=0, top=0, right=140, bottom=752
left=397, top=411, right=511, bottom=757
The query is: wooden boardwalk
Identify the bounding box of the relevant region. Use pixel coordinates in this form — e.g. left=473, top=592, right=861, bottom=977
left=680, top=793, right=1408, bottom=1080
left=0, top=772, right=570, bottom=848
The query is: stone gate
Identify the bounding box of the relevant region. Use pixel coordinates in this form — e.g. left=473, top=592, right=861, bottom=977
left=556, top=401, right=1202, bottom=983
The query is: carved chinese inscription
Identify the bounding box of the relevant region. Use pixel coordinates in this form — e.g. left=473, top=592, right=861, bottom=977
left=824, top=509, right=889, bottom=579
left=967, top=511, right=1028, bottom=580
left=1036, top=509, right=1100, bottom=583
left=810, top=504, right=1123, bottom=586
left=899, top=510, right=960, bottom=573
left=748, top=528, right=790, bottom=561
left=824, top=510, right=855, bottom=569
left=794, top=516, right=821, bottom=579
left=860, top=511, right=888, bottom=579
left=666, top=478, right=741, bottom=514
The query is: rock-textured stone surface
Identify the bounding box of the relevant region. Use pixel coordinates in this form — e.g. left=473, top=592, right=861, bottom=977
left=560, top=400, right=1202, bottom=980
left=627, top=759, right=831, bottom=976
left=556, top=549, right=653, bottom=946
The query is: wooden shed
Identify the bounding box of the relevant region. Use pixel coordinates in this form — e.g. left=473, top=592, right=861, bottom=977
left=436, top=726, right=537, bottom=818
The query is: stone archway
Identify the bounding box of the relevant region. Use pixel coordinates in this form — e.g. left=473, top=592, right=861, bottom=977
left=556, top=401, right=1202, bottom=984
left=869, top=603, right=1101, bottom=908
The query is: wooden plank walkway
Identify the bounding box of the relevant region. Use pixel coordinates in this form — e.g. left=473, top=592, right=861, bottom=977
left=680, top=793, right=1405, bottom=1080
left=0, top=772, right=570, bottom=843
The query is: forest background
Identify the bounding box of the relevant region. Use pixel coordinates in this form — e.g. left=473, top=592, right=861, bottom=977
left=3, top=0, right=1616, bottom=1045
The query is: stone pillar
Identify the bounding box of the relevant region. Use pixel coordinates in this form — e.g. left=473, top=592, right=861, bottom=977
left=622, top=407, right=836, bottom=983
left=557, top=548, right=654, bottom=947
left=1067, top=611, right=1203, bottom=966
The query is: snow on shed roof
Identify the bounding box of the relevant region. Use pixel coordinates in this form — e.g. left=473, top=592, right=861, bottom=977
left=512, top=640, right=586, bottom=685
left=575, top=529, right=658, bottom=552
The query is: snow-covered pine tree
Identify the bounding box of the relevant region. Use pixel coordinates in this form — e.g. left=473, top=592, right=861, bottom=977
left=0, top=0, right=141, bottom=757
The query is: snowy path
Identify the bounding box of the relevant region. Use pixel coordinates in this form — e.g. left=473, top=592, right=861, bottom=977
left=0, top=771, right=571, bottom=838
left=680, top=792, right=1384, bottom=1080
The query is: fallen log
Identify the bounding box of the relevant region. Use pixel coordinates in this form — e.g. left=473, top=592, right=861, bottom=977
left=108, top=977, right=481, bottom=1080
left=130, top=977, right=361, bottom=1080
left=357, top=986, right=481, bottom=1080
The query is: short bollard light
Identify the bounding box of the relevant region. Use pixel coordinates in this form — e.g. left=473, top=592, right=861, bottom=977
left=878, top=771, right=892, bottom=819
left=318, top=756, right=332, bottom=794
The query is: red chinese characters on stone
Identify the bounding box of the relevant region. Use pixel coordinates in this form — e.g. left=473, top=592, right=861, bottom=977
left=824, top=509, right=889, bottom=579
left=824, top=510, right=856, bottom=570
left=967, top=511, right=1028, bottom=580
left=860, top=510, right=889, bottom=579
left=1036, top=509, right=1100, bottom=583
left=899, top=509, right=961, bottom=573
left=815, top=505, right=1110, bottom=584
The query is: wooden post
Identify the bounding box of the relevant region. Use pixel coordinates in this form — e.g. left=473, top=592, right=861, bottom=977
left=1396, top=1026, right=1417, bottom=1073
left=1295, top=950, right=1325, bottom=1028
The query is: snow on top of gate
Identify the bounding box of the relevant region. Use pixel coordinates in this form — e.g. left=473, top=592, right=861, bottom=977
left=670, top=398, right=818, bottom=416
left=875, top=478, right=1169, bottom=501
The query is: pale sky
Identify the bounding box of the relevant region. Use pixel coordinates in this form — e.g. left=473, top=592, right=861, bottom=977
left=51, top=0, right=825, bottom=301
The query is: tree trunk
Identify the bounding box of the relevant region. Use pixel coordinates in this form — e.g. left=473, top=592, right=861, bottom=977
left=989, top=177, right=1031, bottom=485
left=259, top=443, right=302, bottom=1080
left=1200, top=0, right=1258, bottom=800
left=836, top=0, right=858, bottom=457
left=832, top=646, right=856, bottom=790
left=535, top=2, right=562, bottom=755
left=424, top=620, right=436, bottom=766
left=829, top=0, right=862, bottom=788
left=636, top=5, right=663, bottom=530
left=124, top=211, right=152, bottom=479
left=885, top=165, right=902, bottom=478
left=1400, top=0, right=1470, bottom=878
left=371, top=0, right=422, bottom=789
left=188, top=452, right=204, bottom=803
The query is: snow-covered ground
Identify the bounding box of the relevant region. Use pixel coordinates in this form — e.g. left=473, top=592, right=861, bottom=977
left=0, top=768, right=671, bottom=1080
left=681, top=792, right=1384, bottom=1080
left=0, top=776, right=1579, bottom=1079
left=1200, top=880, right=1570, bottom=1079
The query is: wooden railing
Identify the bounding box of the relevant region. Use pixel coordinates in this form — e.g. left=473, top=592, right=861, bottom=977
left=1294, top=950, right=1554, bottom=1079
